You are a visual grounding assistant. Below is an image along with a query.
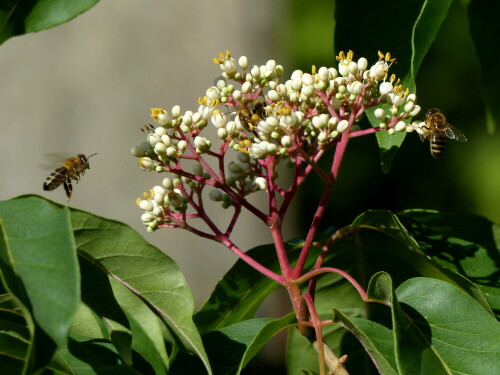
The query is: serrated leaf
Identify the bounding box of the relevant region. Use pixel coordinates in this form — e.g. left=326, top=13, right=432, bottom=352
left=0, top=0, right=100, bottom=45
left=0, top=195, right=80, bottom=370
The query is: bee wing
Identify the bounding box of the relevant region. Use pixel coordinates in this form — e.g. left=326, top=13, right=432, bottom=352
left=445, top=124, right=467, bottom=143
left=39, top=153, right=71, bottom=170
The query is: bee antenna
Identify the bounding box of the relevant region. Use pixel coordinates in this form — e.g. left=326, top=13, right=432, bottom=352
left=87, top=153, right=98, bottom=158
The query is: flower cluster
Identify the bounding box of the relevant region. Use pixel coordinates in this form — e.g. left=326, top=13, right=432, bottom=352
left=132, top=50, right=423, bottom=231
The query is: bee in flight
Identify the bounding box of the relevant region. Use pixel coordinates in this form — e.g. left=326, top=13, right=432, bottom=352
left=43, top=153, right=97, bottom=200
left=235, top=98, right=267, bottom=134
left=419, top=108, right=467, bottom=159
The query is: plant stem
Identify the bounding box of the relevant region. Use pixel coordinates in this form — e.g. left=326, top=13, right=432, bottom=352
left=297, top=267, right=368, bottom=301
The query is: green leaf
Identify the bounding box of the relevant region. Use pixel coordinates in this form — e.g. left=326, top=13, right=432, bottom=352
left=353, top=209, right=493, bottom=314
left=0, top=195, right=80, bottom=369
left=195, top=242, right=307, bottom=333
left=0, top=292, right=34, bottom=374
left=333, top=309, right=398, bottom=375
left=397, top=277, right=500, bottom=374
left=48, top=337, right=143, bottom=375
left=371, top=273, right=449, bottom=375
left=398, top=209, right=500, bottom=318
left=337, top=275, right=500, bottom=374
left=468, top=1, right=500, bottom=133
left=206, top=314, right=296, bottom=374
left=173, top=314, right=296, bottom=375
left=333, top=0, right=453, bottom=172
left=0, top=0, right=100, bottom=45
left=68, top=199, right=212, bottom=374
left=110, top=277, right=169, bottom=375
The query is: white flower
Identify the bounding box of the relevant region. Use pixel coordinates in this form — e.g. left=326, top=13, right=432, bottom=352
left=374, top=108, right=386, bottom=120
left=254, top=177, right=268, bottom=190
left=394, top=121, right=407, bottom=132
left=357, top=57, right=368, bottom=71
left=379, top=81, right=393, bottom=95
left=139, top=200, right=153, bottom=211
left=238, top=56, right=249, bottom=69
left=337, top=119, right=350, bottom=133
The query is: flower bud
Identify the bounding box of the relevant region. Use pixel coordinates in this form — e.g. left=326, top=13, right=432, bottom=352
left=139, top=200, right=153, bottom=211
left=238, top=56, right=249, bottom=69
left=166, top=147, right=178, bottom=158
left=379, top=82, right=393, bottom=95
left=268, top=90, right=280, bottom=102
left=281, top=135, right=292, bottom=148
left=337, top=119, right=349, bottom=133
left=250, top=65, right=260, bottom=80
left=266, top=59, right=277, bottom=72
left=217, top=128, right=228, bottom=139
left=141, top=213, right=155, bottom=223
left=147, top=133, right=161, bottom=146
left=154, top=143, right=167, bottom=154
left=177, top=140, right=188, bottom=152
left=242, top=81, right=252, bottom=94
left=357, top=57, right=368, bottom=71
left=348, top=61, right=359, bottom=75
left=254, top=177, right=268, bottom=190
left=131, top=146, right=145, bottom=157
left=172, top=105, right=181, bottom=118
left=318, top=66, right=329, bottom=81
left=209, top=189, right=223, bottom=201
left=374, top=108, right=386, bottom=120
left=394, top=121, right=407, bottom=132
left=404, top=101, right=415, bottom=114
left=409, top=105, right=421, bottom=117
left=338, top=64, right=349, bottom=77
left=138, top=157, right=155, bottom=170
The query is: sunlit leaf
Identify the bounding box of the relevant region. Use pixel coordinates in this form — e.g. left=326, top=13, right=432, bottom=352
left=0, top=0, right=100, bottom=45
left=0, top=195, right=80, bottom=370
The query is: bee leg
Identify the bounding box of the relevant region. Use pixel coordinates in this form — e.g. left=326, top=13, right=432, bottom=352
left=63, top=179, right=73, bottom=200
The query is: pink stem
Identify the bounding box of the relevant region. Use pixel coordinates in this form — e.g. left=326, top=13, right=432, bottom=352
left=297, top=267, right=368, bottom=301
left=220, top=236, right=284, bottom=284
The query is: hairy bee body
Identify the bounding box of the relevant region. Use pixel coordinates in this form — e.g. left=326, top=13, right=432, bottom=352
left=43, top=153, right=96, bottom=200
left=236, top=98, right=267, bottom=133
left=420, top=108, right=467, bottom=159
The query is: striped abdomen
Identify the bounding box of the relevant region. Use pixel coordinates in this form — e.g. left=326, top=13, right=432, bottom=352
left=43, top=167, right=69, bottom=191
left=430, top=131, right=447, bottom=159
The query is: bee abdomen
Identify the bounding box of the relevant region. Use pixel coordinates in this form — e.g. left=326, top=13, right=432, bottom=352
left=43, top=167, right=68, bottom=191
left=430, top=138, right=446, bottom=159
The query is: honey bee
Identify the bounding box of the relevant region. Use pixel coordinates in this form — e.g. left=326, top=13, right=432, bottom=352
left=43, top=153, right=97, bottom=200
left=419, top=108, right=467, bottom=159
left=235, top=98, right=267, bottom=134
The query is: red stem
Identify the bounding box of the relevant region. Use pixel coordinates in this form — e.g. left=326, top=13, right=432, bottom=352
left=297, top=267, right=368, bottom=301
